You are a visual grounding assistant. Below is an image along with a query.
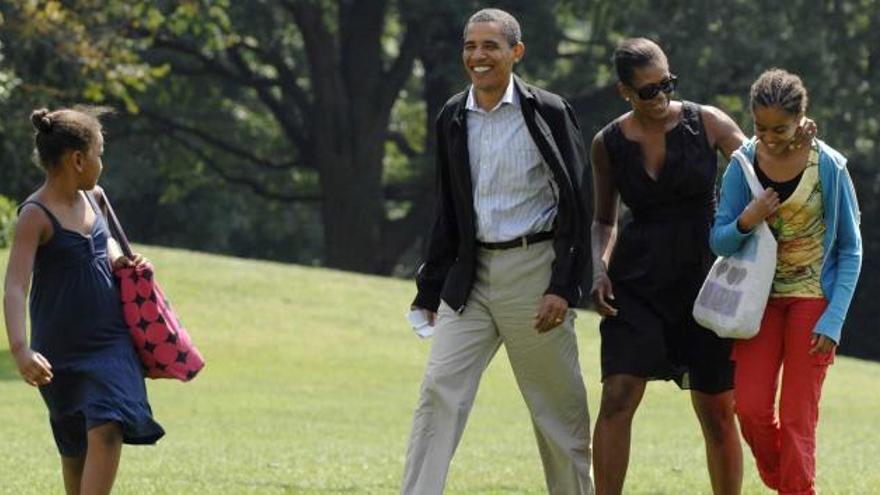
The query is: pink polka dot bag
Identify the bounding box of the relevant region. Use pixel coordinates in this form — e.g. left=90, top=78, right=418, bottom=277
left=96, top=191, right=205, bottom=381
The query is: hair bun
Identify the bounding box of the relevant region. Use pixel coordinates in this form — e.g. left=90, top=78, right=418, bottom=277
left=30, top=108, right=53, bottom=133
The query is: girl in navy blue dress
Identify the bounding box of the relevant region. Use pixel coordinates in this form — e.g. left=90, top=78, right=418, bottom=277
left=3, top=106, right=163, bottom=494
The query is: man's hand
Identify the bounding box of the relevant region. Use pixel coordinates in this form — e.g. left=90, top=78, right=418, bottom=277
left=534, top=294, right=568, bottom=333
left=591, top=273, right=618, bottom=317
left=13, top=347, right=53, bottom=387
left=411, top=306, right=437, bottom=327
left=809, top=333, right=836, bottom=355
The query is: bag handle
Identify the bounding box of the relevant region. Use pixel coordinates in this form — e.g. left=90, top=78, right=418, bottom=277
left=732, top=149, right=765, bottom=198
left=91, top=189, right=135, bottom=260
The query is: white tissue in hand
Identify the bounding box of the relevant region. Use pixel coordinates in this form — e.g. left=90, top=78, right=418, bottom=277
left=406, top=309, right=435, bottom=339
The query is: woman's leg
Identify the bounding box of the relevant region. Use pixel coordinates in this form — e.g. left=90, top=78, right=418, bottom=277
left=80, top=422, right=123, bottom=495
left=733, top=299, right=786, bottom=490
left=61, top=454, right=85, bottom=495
left=691, top=390, right=742, bottom=495
left=778, top=298, right=830, bottom=495
left=592, top=374, right=647, bottom=495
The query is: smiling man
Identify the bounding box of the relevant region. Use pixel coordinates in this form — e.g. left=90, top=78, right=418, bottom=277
left=400, top=9, right=594, bottom=495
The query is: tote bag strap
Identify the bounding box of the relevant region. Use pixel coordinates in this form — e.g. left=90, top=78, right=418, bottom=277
left=90, top=189, right=134, bottom=259
left=732, top=149, right=765, bottom=198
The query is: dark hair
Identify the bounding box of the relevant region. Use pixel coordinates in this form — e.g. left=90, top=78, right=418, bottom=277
left=31, top=105, right=112, bottom=170
left=464, top=8, right=521, bottom=47
left=750, top=68, right=809, bottom=115
left=612, top=38, right=667, bottom=87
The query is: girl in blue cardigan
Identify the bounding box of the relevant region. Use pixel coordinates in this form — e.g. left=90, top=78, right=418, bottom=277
left=710, top=69, right=861, bottom=495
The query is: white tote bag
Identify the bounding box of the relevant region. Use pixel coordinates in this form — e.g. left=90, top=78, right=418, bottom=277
left=693, top=150, right=777, bottom=339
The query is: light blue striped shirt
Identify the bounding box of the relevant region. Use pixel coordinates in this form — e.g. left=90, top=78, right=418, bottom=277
left=466, top=76, right=558, bottom=243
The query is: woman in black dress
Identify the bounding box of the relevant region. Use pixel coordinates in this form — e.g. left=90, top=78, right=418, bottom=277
left=589, top=38, right=749, bottom=495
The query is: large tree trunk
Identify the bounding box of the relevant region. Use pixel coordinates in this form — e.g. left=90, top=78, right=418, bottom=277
left=315, top=111, right=389, bottom=273
left=292, top=0, right=422, bottom=274
left=319, top=161, right=385, bottom=272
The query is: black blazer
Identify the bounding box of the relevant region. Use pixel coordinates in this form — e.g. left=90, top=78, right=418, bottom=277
left=413, top=75, right=589, bottom=313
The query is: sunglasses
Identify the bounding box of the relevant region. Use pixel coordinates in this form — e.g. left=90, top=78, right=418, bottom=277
left=632, top=74, right=678, bottom=101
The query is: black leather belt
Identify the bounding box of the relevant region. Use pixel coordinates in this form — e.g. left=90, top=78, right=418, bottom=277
left=477, top=230, right=554, bottom=250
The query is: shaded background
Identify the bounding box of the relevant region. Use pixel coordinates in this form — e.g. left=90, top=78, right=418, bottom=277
left=0, top=0, right=877, bottom=360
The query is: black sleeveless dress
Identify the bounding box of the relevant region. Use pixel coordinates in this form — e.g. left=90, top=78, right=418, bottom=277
left=599, top=101, right=734, bottom=394
left=21, top=192, right=164, bottom=456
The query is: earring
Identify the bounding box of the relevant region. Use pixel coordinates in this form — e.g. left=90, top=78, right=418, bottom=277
left=625, top=97, right=631, bottom=102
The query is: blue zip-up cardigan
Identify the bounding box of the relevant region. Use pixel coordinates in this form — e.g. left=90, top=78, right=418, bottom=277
left=710, top=138, right=862, bottom=343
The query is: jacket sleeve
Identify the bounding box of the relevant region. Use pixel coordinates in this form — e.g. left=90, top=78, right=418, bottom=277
left=814, top=167, right=862, bottom=343
left=545, top=99, right=588, bottom=305
left=413, top=113, right=458, bottom=312
left=710, top=158, right=754, bottom=257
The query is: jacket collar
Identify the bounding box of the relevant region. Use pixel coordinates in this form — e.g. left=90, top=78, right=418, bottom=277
left=513, top=74, right=537, bottom=102
left=465, top=75, right=518, bottom=112
left=452, top=73, right=534, bottom=126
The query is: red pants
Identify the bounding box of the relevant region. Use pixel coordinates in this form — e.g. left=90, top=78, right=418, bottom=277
left=733, top=297, right=833, bottom=495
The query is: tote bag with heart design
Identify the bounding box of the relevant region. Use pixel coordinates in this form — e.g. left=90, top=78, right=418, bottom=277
left=693, top=150, right=777, bottom=339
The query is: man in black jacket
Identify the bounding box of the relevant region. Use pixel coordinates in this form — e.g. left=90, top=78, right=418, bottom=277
left=401, top=9, right=594, bottom=495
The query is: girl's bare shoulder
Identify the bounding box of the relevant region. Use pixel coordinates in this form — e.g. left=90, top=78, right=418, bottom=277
left=16, top=196, right=53, bottom=239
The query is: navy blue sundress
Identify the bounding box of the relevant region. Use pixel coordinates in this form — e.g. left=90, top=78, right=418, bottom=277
left=21, top=191, right=164, bottom=456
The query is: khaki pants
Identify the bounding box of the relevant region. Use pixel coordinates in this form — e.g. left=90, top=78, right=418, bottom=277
left=401, top=241, right=594, bottom=494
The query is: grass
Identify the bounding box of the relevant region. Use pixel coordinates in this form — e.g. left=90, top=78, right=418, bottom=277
left=1, top=245, right=878, bottom=494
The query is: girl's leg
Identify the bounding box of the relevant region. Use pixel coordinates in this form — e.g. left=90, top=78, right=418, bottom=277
left=733, top=298, right=786, bottom=490
left=592, top=374, right=647, bottom=495
left=80, top=422, right=123, bottom=495
left=778, top=298, right=830, bottom=495
left=61, top=455, right=85, bottom=495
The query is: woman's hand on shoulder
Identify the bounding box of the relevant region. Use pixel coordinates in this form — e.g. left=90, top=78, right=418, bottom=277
left=787, top=116, right=817, bottom=152
left=12, top=347, right=53, bottom=387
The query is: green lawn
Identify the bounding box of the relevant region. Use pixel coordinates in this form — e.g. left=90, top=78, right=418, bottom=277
left=1, top=246, right=878, bottom=494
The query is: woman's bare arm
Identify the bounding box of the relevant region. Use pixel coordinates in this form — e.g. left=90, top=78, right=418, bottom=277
left=590, top=131, right=620, bottom=316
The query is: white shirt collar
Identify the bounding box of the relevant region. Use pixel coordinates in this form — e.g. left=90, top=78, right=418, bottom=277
left=466, top=74, right=518, bottom=113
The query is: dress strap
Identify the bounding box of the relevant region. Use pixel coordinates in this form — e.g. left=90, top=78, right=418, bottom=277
left=679, top=101, right=712, bottom=151
left=17, top=200, right=62, bottom=229
left=83, top=190, right=103, bottom=221
left=681, top=101, right=700, bottom=127
left=600, top=120, right=625, bottom=156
